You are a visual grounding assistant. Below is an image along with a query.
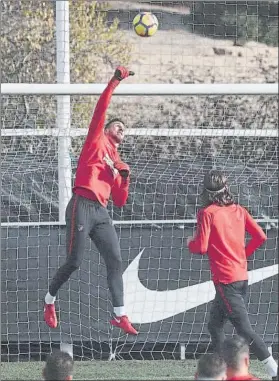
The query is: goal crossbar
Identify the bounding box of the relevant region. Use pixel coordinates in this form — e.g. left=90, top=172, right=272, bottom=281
left=2, top=128, right=278, bottom=137
left=2, top=83, right=278, bottom=95
left=1, top=218, right=277, bottom=228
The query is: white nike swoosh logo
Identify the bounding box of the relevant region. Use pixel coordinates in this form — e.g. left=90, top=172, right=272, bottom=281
left=123, top=249, right=278, bottom=324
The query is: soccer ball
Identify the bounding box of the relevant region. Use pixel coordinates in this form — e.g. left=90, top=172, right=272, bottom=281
left=133, top=12, right=159, bottom=37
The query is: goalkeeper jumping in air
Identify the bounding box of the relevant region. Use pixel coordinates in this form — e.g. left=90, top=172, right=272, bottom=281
left=44, top=66, right=138, bottom=335
left=187, top=170, right=278, bottom=380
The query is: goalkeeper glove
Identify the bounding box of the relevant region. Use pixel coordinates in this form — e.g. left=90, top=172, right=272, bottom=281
left=114, top=161, right=130, bottom=179
left=114, top=66, right=135, bottom=81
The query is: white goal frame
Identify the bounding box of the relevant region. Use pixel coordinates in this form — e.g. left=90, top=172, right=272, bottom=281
left=2, top=82, right=278, bottom=228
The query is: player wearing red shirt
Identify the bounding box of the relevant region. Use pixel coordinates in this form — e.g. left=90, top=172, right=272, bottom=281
left=228, top=376, right=259, bottom=380
left=187, top=170, right=278, bottom=379
left=44, top=67, right=137, bottom=335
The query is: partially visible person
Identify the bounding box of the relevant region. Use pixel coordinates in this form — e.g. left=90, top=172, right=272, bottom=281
left=223, top=336, right=259, bottom=380
left=43, top=350, right=74, bottom=381
left=195, top=353, right=227, bottom=380
left=187, top=170, right=278, bottom=379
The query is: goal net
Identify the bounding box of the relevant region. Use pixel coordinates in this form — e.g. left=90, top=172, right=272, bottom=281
left=1, top=0, right=278, bottom=362
left=2, top=92, right=278, bottom=360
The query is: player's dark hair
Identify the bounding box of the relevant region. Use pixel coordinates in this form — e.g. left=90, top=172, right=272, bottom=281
left=43, top=350, right=74, bottom=381
left=105, top=118, right=125, bottom=130
left=197, top=353, right=227, bottom=380
left=201, top=169, right=234, bottom=207
left=222, top=336, right=250, bottom=371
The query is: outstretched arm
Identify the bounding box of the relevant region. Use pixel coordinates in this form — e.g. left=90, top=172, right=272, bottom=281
left=84, top=67, right=133, bottom=143
left=187, top=209, right=212, bottom=254
left=87, top=80, right=119, bottom=141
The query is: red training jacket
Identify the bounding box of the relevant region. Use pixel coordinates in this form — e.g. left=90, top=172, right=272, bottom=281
left=227, top=375, right=259, bottom=380
left=73, top=79, right=129, bottom=208
left=188, top=204, right=267, bottom=284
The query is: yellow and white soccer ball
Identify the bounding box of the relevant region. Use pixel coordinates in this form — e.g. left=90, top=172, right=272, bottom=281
left=133, top=12, right=159, bottom=37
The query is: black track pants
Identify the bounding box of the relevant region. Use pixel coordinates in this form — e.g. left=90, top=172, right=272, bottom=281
left=208, top=280, right=271, bottom=361
left=49, top=194, right=123, bottom=307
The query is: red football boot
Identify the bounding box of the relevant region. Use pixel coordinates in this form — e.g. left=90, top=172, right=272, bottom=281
left=44, top=303, right=58, bottom=328
left=110, top=315, right=138, bottom=335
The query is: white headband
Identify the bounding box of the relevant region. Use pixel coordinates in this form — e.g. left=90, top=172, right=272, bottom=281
left=205, top=186, right=226, bottom=194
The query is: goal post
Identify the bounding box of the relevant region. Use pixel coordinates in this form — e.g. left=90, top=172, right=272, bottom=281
left=56, top=0, right=71, bottom=224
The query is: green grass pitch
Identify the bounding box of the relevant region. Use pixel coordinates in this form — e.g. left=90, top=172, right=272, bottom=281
left=1, top=359, right=268, bottom=380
